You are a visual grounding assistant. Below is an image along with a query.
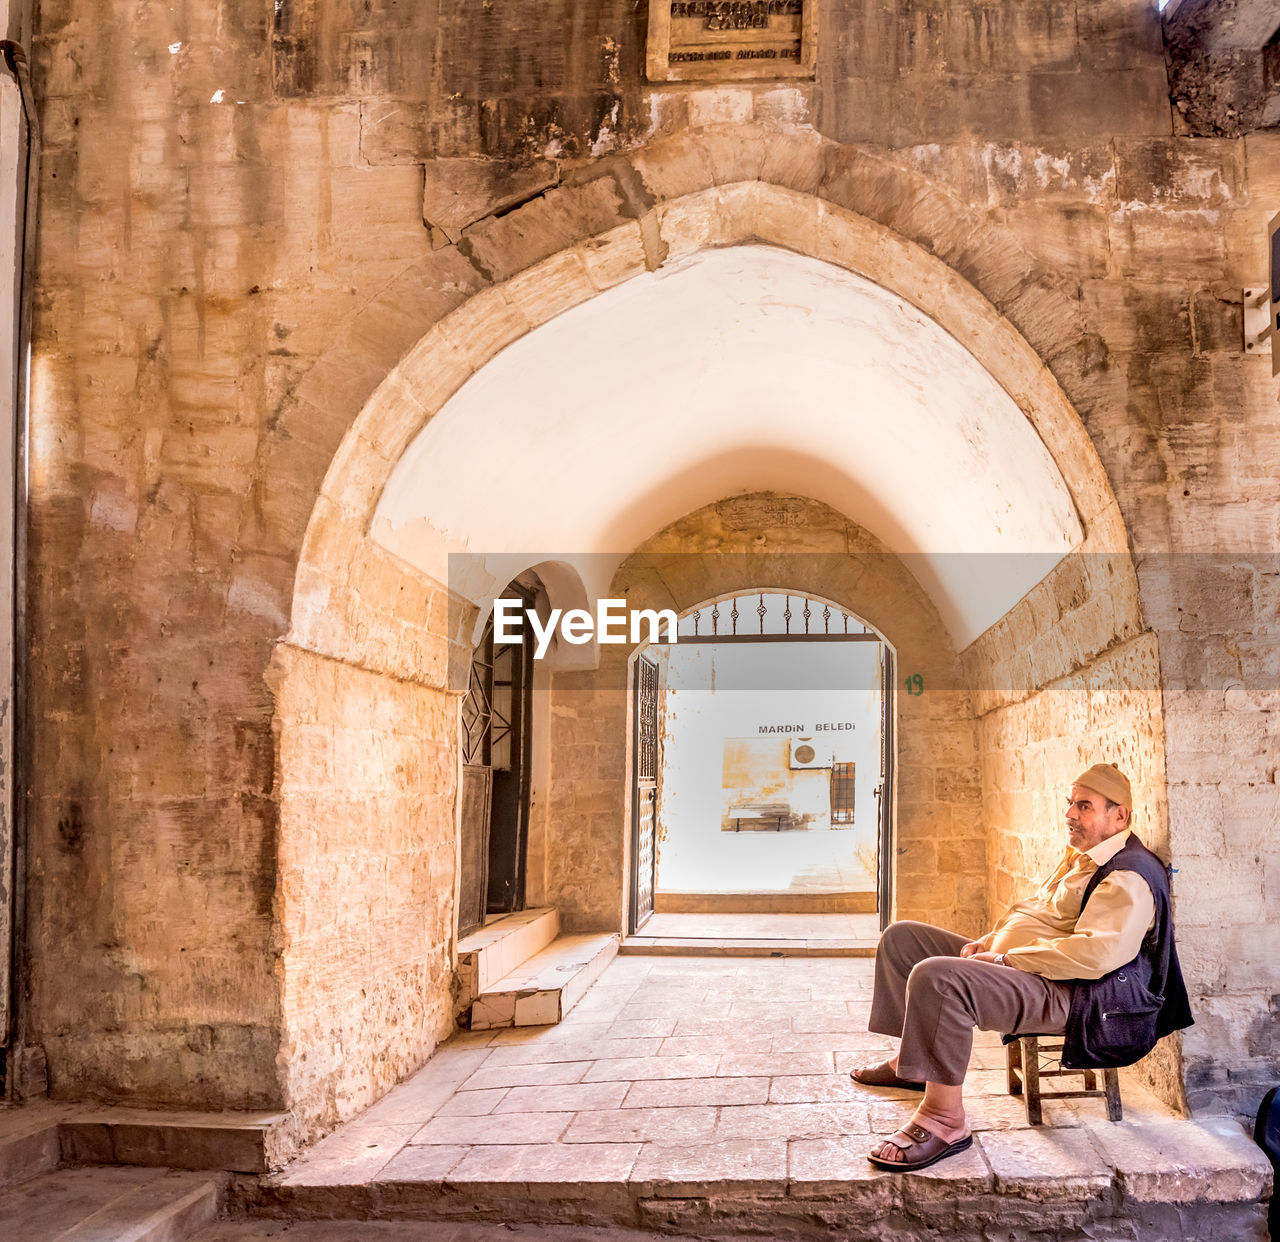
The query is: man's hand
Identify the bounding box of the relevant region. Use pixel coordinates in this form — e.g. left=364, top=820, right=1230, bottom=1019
left=959, top=940, right=987, bottom=958
left=967, top=951, right=1007, bottom=965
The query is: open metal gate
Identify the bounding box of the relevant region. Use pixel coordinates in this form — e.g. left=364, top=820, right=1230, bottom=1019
left=629, top=653, right=659, bottom=934
left=458, top=586, right=535, bottom=940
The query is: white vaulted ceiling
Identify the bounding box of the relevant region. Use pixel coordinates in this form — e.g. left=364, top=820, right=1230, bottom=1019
left=371, top=244, right=1083, bottom=648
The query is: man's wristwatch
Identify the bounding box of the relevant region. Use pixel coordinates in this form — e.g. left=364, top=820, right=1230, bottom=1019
left=993, top=953, right=1007, bottom=967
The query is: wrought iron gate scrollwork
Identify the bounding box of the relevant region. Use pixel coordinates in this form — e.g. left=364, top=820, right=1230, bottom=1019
left=631, top=655, right=660, bottom=932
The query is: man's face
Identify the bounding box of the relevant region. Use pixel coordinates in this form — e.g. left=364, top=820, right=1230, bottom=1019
left=1065, top=784, right=1128, bottom=852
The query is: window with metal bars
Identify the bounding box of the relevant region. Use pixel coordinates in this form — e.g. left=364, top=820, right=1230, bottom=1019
left=829, top=761, right=855, bottom=824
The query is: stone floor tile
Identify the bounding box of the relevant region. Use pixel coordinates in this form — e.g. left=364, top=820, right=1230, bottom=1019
left=373, top=1144, right=472, bottom=1182
left=962, top=1068, right=1016, bottom=1097
left=434, top=1089, right=510, bottom=1118
left=725, top=1001, right=813, bottom=1023
left=561, top=1106, right=717, bottom=1145
left=966, top=1093, right=1070, bottom=1131
left=978, top=1127, right=1113, bottom=1199
left=865, top=1097, right=920, bottom=1132
left=704, top=988, right=813, bottom=1004
left=671, top=1015, right=777, bottom=1037
left=488, top=1022, right=614, bottom=1047
left=967, top=1045, right=1011, bottom=1070
left=562, top=995, right=641, bottom=1018
left=828, top=1045, right=903, bottom=1074
left=492, top=1082, right=629, bottom=1114
left=411, top=1112, right=573, bottom=1147
left=445, top=1142, right=641, bottom=1183
left=781, top=1032, right=894, bottom=1056
left=445, top=1030, right=499, bottom=1048
left=616, top=1002, right=731, bottom=1025
left=622, top=1076, right=769, bottom=1109
left=646, top=959, right=739, bottom=976
left=630, top=1138, right=788, bottom=1187
left=787, top=1136, right=898, bottom=1199
left=479, top=1037, right=662, bottom=1067
left=635, top=987, right=711, bottom=1004
left=716, top=1051, right=833, bottom=1077
left=605, top=1017, right=677, bottom=1039
left=714, top=1102, right=871, bottom=1141
left=1084, top=1116, right=1274, bottom=1203
left=788, top=1008, right=875, bottom=1034
left=769, top=1073, right=864, bottom=1104
left=583, top=1055, right=720, bottom=1082
left=457, top=1061, right=593, bottom=1092
left=358, top=1050, right=495, bottom=1125
left=893, top=1141, right=994, bottom=1197
left=658, top=1032, right=773, bottom=1056
left=276, top=1125, right=419, bottom=1186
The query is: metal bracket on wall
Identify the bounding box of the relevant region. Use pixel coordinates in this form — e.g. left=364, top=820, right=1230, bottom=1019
left=1243, top=286, right=1272, bottom=358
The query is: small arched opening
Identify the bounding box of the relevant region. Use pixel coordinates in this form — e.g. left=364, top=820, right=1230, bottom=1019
left=626, top=589, right=894, bottom=948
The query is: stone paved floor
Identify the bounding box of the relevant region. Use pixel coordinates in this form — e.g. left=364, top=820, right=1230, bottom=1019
left=274, top=954, right=1182, bottom=1191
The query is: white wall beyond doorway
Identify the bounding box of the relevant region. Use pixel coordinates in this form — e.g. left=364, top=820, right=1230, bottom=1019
left=656, top=640, right=883, bottom=896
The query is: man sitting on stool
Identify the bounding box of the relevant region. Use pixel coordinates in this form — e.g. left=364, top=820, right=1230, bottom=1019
left=856, top=763, right=1192, bottom=1171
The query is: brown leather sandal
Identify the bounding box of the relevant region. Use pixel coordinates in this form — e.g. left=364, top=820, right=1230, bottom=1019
left=849, top=1062, right=925, bottom=1091
left=867, top=1121, right=974, bottom=1171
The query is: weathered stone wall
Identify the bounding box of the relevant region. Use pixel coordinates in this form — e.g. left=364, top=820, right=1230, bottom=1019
left=270, top=642, right=458, bottom=1141
left=954, top=119, right=1280, bottom=1119
left=544, top=495, right=986, bottom=936
left=818, top=0, right=1169, bottom=147
left=24, top=0, right=1280, bottom=1137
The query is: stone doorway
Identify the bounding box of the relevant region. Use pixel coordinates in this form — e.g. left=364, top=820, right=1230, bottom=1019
left=273, top=206, right=1176, bottom=1143
left=628, top=591, right=893, bottom=949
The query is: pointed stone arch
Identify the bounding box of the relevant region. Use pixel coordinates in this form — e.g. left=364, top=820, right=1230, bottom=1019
left=265, top=130, right=1178, bottom=1145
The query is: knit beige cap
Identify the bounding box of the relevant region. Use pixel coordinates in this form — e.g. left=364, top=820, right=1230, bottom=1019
left=1073, top=763, right=1133, bottom=809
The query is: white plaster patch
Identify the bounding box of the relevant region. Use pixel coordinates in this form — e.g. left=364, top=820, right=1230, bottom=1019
left=229, top=571, right=288, bottom=628
left=89, top=488, right=138, bottom=535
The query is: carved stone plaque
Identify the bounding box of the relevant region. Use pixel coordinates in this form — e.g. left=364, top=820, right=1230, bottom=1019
left=647, top=1, right=816, bottom=83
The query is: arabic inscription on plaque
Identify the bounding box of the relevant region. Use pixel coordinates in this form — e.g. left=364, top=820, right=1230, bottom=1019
left=647, top=1, right=816, bottom=82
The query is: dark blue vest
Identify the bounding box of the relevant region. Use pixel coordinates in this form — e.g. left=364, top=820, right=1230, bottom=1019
left=1062, top=833, right=1194, bottom=1069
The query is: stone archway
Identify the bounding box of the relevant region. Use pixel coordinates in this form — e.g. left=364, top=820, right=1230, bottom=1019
left=267, top=158, right=1173, bottom=1145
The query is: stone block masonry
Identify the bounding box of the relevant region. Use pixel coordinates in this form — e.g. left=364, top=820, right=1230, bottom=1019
left=20, top=0, right=1280, bottom=1154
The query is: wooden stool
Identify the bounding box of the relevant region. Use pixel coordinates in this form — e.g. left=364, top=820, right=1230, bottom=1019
left=1004, top=1035, right=1122, bottom=1124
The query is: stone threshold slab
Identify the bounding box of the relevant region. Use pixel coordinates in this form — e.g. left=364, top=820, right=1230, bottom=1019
left=244, top=1117, right=1272, bottom=1238
left=5, top=1166, right=225, bottom=1242
left=0, top=1103, right=293, bottom=1175
left=619, top=938, right=877, bottom=956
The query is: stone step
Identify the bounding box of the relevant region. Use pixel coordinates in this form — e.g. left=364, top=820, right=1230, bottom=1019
left=241, top=1116, right=1274, bottom=1241
left=0, top=1104, right=64, bottom=1188
left=1, top=1165, right=223, bottom=1242
left=458, top=907, right=560, bottom=1005
left=59, top=1108, right=292, bottom=1173
left=468, top=933, right=619, bottom=1030
left=619, top=937, right=876, bottom=956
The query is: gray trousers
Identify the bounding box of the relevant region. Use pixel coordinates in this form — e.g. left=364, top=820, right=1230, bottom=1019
left=868, top=920, right=1073, bottom=1086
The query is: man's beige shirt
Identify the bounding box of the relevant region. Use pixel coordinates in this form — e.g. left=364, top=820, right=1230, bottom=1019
left=985, top=829, right=1156, bottom=981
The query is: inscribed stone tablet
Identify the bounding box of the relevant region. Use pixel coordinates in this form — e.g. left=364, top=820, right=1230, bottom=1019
left=647, top=1, right=817, bottom=82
